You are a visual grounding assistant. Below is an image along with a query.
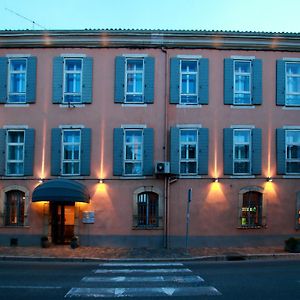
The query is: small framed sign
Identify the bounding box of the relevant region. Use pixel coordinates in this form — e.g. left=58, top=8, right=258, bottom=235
left=82, top=211, right=95, bottom=224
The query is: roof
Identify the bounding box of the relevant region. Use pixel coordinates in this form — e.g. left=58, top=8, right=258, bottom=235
left=0, top=29, right=299, bottom=51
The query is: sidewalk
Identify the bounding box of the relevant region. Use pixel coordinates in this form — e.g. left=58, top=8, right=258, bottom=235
left=1, top=245, right=300, bottom=262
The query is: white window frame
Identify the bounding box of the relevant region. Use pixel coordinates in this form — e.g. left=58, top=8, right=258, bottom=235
left=125, top=58, right=144, bottom=103
left=233, top=129, right=251, bottom=175
left=7, top=58, right=27, bottom=104
left=6, top=130, right=25, bottom=176
left=63, top=58, right=83, bottom=104
left=285, top=62, right=300, bottom=106
left=180, top=59, right=198, bottom=105
left=61, top=129, right=81, bottom=176
left=285, top=129, right=300, bottom=174
left=123, top=129, right=143, bottom=176
left=233, top=60, right=252, bottom=105
left=179, top=128, right=198, bottom=175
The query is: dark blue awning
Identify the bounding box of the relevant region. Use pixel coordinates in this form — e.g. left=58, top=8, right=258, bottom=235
left=32, top=179, right=90, bottom=203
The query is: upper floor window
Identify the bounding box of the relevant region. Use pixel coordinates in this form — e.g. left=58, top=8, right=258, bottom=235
left=0, top=56, right=36, bottom=104
left=125, top=58, right=144, bottom=103
left=224, top=58, right=262, bottom=106
left=52, top=56, right=93, bottom=105
left=62, top=129, right=81, bottom=176
left=114, top=55, right=155, bottom=104
left=180, top=60, right=198, bottom=104
left=8, top=59, right=27, bottom=103
left=5, top=190, right=25, bottom=226
left=170, top=57, right=209, bottom=105
left=0, top=128, right=35, bottom=177
left=234, top=60, right=251, bottom=105
left=113, top=127, right=154, bottom=176
left=6, top=130, right=25, bottom=176
left=286, top=130, right=300, bottom=174
left=223, top=127, right=262, bottom=176
left=180, top=129, right=198, bottom=175
left=277, top=60, right=300, bottom=107
left=170, top=126, right=208, bottom=176
left=51, top=127, right=91, bottom=176
left=233, top=129, right=251, bottom=175
left=63, top=58, right=82, bottom=104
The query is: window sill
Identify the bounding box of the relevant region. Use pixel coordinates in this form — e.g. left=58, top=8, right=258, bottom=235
left=132, top=226, right=163, bottom=230
left=58, top=175, right=85, bottom=179
left=4, top=104, right=30, bottom=107
left=282, top=106, right=300, bottom=110
left=122, top=103, right=147, bottom=107
left=178, top=175, right=202, bottom=179
left=230, top=175, right=255, bottom=179
left=283, top=175, right=300, bottom=178
left=119, top=176, right=147, bottom=180
left=176, top=104, right=202, bottom=108
left=59, top=104, right=86, bottom=108
left=0, top=176, right=32, bottom=179
left=237, top=226, right=266, bottom=229
left=0, top=226, right=30, bottom=229
left=230, top=105, right=255, bottom=109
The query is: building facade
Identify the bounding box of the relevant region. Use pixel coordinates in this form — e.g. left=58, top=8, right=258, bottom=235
left=0, top=29, right=300, bottom=247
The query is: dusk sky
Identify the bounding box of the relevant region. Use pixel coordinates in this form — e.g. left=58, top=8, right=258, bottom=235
left=1, top=0, right=299, bottom=33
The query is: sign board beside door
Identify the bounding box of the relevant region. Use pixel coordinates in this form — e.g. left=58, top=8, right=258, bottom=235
left=82, top=211, right=95, bottom=224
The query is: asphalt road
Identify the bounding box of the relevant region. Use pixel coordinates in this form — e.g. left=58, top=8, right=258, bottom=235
left=0, top=259, right=299, bottom=299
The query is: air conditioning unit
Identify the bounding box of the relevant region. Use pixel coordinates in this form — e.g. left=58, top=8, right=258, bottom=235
left=155, top=161, right=170, bottom=174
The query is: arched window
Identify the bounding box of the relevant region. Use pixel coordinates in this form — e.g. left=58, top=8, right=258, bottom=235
left=133, top=186, right=163, bottom=229
left=238, top=186, right=266, bottom=228
left=5, top=190, right=25, bottom=226
left=137, top=192, right=158, bottom=227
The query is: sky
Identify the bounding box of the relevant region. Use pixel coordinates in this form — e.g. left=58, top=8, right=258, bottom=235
left=0, top=0, right=299, bottom=33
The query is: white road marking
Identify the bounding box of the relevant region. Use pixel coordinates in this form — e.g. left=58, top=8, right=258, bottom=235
left=65, top=286, right=222, bottom=297
left=82, top=274, right=204, bottom=283
left=94, top=268, right=192, bottom=274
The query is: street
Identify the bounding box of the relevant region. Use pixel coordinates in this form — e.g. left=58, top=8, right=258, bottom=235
left=0, top=259, right=299, bottom=299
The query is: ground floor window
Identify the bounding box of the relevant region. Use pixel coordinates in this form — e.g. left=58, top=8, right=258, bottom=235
left=240, top=191, right=262, bottom=228
left=5, top=190, right=25, bottom=226
left=137, top=192, right=159, bottom=227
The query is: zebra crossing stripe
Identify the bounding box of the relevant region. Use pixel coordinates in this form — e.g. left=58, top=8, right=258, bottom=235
left=82, top=274, right=204, bottom=283
left=65, top=286, right=222, bottom=297
left=94, top=268, right=192, bottom=274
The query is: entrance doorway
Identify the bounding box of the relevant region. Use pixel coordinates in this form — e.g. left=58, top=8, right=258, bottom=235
left=50, top=202, right=75, bottom=244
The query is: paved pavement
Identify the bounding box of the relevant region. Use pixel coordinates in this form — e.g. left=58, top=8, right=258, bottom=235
left=0, top=245, right=299, bottom=261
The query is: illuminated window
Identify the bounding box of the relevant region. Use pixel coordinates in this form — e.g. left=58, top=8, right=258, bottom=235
left=234, top=60, right=251, bottom=105
left=180, top=129, right=198, bottom=175
left=5, top=190, right=25, bottom=226
left=241, top=191, right=262, bottom=228
left=285, top=62, right=300, bottom=106
left=233, top=129, right=251, bottom=175
left=286, top=130, right=300, bottom=174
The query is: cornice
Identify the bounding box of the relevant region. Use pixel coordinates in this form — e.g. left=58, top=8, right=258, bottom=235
left=0, top=29, right=299, bottom=51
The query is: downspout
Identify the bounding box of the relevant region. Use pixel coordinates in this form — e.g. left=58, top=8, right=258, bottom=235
left=161, top=46, right=169, bottom=249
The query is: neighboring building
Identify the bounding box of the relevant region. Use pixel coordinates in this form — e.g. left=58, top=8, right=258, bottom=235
left=0, top=29, right=300, bottom=247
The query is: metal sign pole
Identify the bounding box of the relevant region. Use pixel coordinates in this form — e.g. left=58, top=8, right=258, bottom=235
left=185, top=188, right=192, bottom=252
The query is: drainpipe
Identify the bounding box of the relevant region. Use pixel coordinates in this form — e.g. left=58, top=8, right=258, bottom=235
left=161, top=46, right=169, bottom=249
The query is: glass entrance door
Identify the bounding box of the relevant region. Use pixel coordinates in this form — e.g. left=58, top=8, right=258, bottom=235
left=50, top=203, right=75, bottom=244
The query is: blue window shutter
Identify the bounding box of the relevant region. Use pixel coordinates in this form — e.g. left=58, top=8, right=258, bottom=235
left=276, top=128, right=286, bottom=174
left=252, top=59, right=262, bottom=105
left=80, top=128, right=91, bottom=175
left=223, top=128, right=234, bottom=175
left=24, top=129, right=35, bottom=176
left=144, top=57, right=155, bottom=104
left=169, top=58, right=180, bottom=104
left=0, top=129, right=6, bottom=175
left=51, top=128, right=62, bottom=175
left=143, top=128, right=154, bottom=175
left=170, top=127, right=180, bottom=175
left=224, top=58, right=234, bottom=105
left=82, top=57, right=93, bottom=104
left=52, top=57, right=63, bottom=104
left=252, top=128, right=262, bottom=175
left=0, top=57, right=8, bottom=103
left=114, top=56, right=125, bottom=103
left=198, top=58, right=209, bottom=105
left=276, top=60, right=285, bottom=106
left=26, top=56, right=37, bottom=104
left=198, top=128, right=209, bottom=175
left=113, top=128, right=124, bottom=175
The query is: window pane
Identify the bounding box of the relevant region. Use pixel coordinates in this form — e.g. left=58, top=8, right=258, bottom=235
left=234, top=130, right=250, bottom=143
left=180, top=162, right=197, bottom=174
left=8, top=145, right=23, bottom=160
left=286, top=131, right=300, bottom=143
left=63, top=162, right=79, bottom=175
left=180, top=130, right=197, bottom=142
left=287, top=145, right=300, bottom=159
left=235, top=75, right=250, bottom=92
left=287, top=162, right=300, bottom=173
left=287, top=77, right=300, bottom=93
left=127, top=59, right=143, bottom=71
left=65, top=60, right=82, bottom=71
left=125, top=131, right=142, bottom=143
left=8, top=131, right=24, bottom=143
left=63, top=131, right=80, bottom=143
left=125, top=162, right=142, bottom=175
left=65, top=74, right=81, bottom=93
left=10, top=73, right=26, bottom=93
left=181, top=61, right=197, bottom=72
left=7, top=162, right=24, bottom=175
left=286, top=63, right=300, bottom=75
left=235, top=145, right=250, bottom=159
left=235, top=61, right=250, bottom=73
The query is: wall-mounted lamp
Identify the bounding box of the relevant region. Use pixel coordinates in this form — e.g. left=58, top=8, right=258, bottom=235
left=98, top=179, right=104, bottom=184
left=38, top=178, right=44, bottom=184
left=266, top=177, right=273, bottom=182
left=213, top=178, right=219, bottom=183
